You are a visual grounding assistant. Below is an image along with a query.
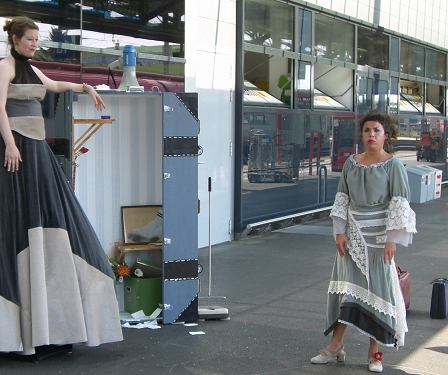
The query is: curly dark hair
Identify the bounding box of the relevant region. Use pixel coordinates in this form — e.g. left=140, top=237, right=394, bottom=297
left=3, top=16, right=39, bottom=49
left=359, top=110, right=398, bottom=154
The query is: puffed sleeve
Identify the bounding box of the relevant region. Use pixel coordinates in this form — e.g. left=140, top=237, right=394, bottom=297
left=330, top=158, right=350, bottom=237
left=386, top=158, right=417, bottom=246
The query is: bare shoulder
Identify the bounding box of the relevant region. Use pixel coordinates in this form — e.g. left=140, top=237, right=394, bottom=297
left=0, top=57, right=15, bottom=81
left=353, top=153, right=364, bottom=163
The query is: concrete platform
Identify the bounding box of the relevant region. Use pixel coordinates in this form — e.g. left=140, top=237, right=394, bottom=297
left=2, top=189, right=448, bottom=374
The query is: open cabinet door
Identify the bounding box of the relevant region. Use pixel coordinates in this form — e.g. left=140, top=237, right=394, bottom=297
left=162, top=93, right=199, bottom=323
left=52, top=90, right=74, bottom=184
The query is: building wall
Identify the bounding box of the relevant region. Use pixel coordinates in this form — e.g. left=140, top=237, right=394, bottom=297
left=185, top=0, right=236, bottom=248
left=303, top=0, right=448, bottom=49
left=186, top=0, right=448, bottom=247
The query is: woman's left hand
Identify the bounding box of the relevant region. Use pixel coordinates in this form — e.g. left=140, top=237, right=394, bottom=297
left=89, top=89, right=106, bottom=111
left=384, top=242, right=396, bottom=264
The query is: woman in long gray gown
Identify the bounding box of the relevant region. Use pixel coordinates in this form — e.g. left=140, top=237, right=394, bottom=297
left=0, top=16, right=123, bottom=359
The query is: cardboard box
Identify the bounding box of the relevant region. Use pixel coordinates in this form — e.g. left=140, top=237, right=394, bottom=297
left=124, top=277, right=162, bottom=316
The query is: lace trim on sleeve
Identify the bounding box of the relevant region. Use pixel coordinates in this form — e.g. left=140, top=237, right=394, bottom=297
left=387, top=196, right=417, bottom=234
left=331, top=192, right=349, bottom=221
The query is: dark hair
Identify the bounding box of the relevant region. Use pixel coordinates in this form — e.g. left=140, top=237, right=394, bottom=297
left=359, top=110, right=398, bottom=154
left=3, top=16, right=39, bottom=49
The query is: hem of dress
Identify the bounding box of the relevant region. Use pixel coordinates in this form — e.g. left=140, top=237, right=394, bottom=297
left=337, top=319, right=397, bottom=348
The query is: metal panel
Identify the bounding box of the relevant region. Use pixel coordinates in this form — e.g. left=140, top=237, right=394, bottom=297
left=52, top=90, right=73, bottom=184
left=162, top=93, right=199, bottom=323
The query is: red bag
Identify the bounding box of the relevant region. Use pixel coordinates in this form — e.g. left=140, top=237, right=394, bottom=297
left=396, top=266, right=410, bottom=309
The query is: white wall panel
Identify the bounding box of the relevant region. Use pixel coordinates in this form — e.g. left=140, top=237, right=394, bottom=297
left=358, top=0, right=370, bottom=6
left=185, top=0, right=235, bottom=248
left=408, top=8, right=417, bottom=29
left=380, top=11, right=390, bottom=29
left=332, top=1, right=345, bottom=13
left=357, top=3, right=370, bottom=21
left=73, top=94, right=163, bottom=257
left=407, top=19, right=416, bottom=39
left=345, top=3, right=358, bottom=18
left=317, top=0, right=332, bottom=9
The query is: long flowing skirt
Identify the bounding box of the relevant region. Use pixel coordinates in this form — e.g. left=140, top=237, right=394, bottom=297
left=324, top=211, right=407, bottom=347
left=0, top=132, right=123, bottom=354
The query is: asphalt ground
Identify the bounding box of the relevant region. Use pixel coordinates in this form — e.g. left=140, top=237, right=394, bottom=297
left=2, top=187, right=448, bottom=375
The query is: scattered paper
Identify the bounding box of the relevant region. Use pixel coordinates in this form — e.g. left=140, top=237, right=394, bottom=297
left=189, top=331, right=205, bottom=335
left=183, top=323, right=198, bottom=327
left=122, top=320, right=161, bottom=329
left=148, top=308, right=163, bottom=320
left=131, top=310, right=146, bottom=319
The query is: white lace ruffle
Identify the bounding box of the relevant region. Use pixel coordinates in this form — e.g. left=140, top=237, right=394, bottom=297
left=349, top=155, right=394, bottom=169
left=330, top=192, right=349, bottom=221
left=328, top=280, right=396, bottom=317
left=387, top=196, right=417, bottom=234
left=346, top=210, right=369, bottom=279
left=338, top=319, right=395, bottom=348
left=390, top=259, right=408, bottom=347
left=357, top=218, right=387, bottom=228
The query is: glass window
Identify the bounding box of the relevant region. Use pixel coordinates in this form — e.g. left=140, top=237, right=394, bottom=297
left=357, top=77, right=373, bottom=114
left=373, top=79, right=388, bottom=112
left=426, top=83, right=444, bottom=115
left=297, top=9, right=312, bottom=55
left=296, top=61, right=311, bottom=109
left=357, top=27, right=389, bottom=70
left=390, top=77, right=399, bottom=114
left=426, top=49, right=446, bottom=81
left=314, top=64, right=353, bottom=110
left=244, top=51, right=291, bottom=107
left=400, top=80, right=423, bottom=114
left=398, top=117, right=421, bottom=139
left=244, top=0, right=293, bottom=50
left=400, top=41, right=424, bottom=77
left=241, top=110, right=335, bottom=227
left=315, top=14, right=354, bottom=62
left=390, top=38, right=399, bottom=72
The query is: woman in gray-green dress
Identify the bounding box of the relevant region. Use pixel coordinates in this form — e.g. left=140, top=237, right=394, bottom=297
left=311, top=110, right=416, bottom=373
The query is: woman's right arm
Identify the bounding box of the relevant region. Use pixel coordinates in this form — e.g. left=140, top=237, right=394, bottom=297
left=0, top=59, right=22, bottom=172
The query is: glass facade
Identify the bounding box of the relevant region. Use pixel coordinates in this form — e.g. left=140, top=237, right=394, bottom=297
left=358, top=27, right=389, bottom=70
left=244, top=0, right=293, bottom=50
left=426, top=49, right=447, bottom=81
left=315, top=14, right=354, bottom=62
left=239, top=0, right=448, bottom=232
left=400, top=41, right=425, bottom=77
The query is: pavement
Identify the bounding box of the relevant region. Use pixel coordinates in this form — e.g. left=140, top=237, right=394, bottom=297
left=2, top=189, right=448, bottom=375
